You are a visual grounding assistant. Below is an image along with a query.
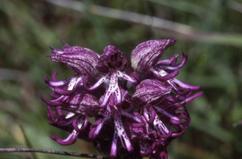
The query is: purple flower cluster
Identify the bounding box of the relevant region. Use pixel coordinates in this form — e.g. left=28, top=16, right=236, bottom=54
left=44, top=39, right=202, bottom=159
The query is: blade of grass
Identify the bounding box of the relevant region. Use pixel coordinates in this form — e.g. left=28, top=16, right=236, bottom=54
left=148, top=0, right=205, bottom=16
left=46, top=0, right=242, bottom=47
left=19, top=124, right=38, bottom=159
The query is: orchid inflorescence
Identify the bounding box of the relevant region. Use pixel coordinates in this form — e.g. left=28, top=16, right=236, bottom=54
left=44, top=39, right=202, bottom=159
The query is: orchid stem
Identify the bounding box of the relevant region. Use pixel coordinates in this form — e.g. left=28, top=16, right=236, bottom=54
left=0, top=147, right=107, bottom=159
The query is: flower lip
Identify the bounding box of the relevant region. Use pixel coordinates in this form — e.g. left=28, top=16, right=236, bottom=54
left=96, top=44, right=128, bottom=73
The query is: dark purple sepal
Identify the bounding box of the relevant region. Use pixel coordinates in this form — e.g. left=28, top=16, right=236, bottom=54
left=50, top=45, right=99, bottom=76
left=131, top=39, right=176, bottom=72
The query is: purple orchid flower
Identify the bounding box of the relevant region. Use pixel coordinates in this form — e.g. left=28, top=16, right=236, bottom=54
left=44, top=40, right=202, bottom=159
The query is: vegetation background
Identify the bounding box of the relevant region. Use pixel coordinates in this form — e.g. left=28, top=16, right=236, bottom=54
left=0, top=0, right=242, bottom=158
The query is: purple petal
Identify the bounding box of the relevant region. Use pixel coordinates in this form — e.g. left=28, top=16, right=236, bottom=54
left=65, top=112, right=75, bottom=119
left=154, top=106, right=180, bottom=124
left=100, top=88, right=128, bottom=107
left=45, top=95, right=68, bottom=106
left=88, top=76, right=107, bottom=90
left=155, top=54, right=177, bottom=66
left=143, top=107, right=156, bottom=122
left=80, top=94, right=99, bottom=107
left=97, top=44, right=128, bottom=72
left=51, top=87, right=73, bottom=95
left=156, top=53, right=188, bottom=71
left=121, top=111, right=141, bottom=122
left=50, top=45, right=99, bottom=76
left=117, top=71, right=136, bottom=83
left=47, top=106, right=74, bottom=126
left=68, top=93, right=82, bottom=105
left=110, top=131, right=118, bottom=157
left=46, top=75, right=86, bottom=95
left=46, top=80, right=66, bottom=87
left=114, top=113, right=133, bottom=152
left=133, top=79, right=172, bottom=104
left=73, top=118, right=88, bottom=130
left=164, top=53, right=188, bottom=71
left=151, top=68, right=179, bottom=81
left=172, top=78, right=200, bottom=90
left=131, top=39, right=176, bottom=72
left=51, top=129, right=79, bottom=145
left=153, top=114, right=170, bottom=136
left=45, top=73, right=67, bottom=88
left=100, top=73, right=120, bottom=106
left=89, top=118, right=108, bottom=139
left=176, top=92, right=203, bottom=105
left=67, top=77, right=84, bottom=91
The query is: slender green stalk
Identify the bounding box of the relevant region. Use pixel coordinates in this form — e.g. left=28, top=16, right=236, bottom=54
left=0, top=147, right=107, bottom=159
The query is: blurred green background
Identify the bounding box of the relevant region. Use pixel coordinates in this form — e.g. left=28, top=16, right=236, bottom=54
left=0, top=0, right=242, bottom=158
